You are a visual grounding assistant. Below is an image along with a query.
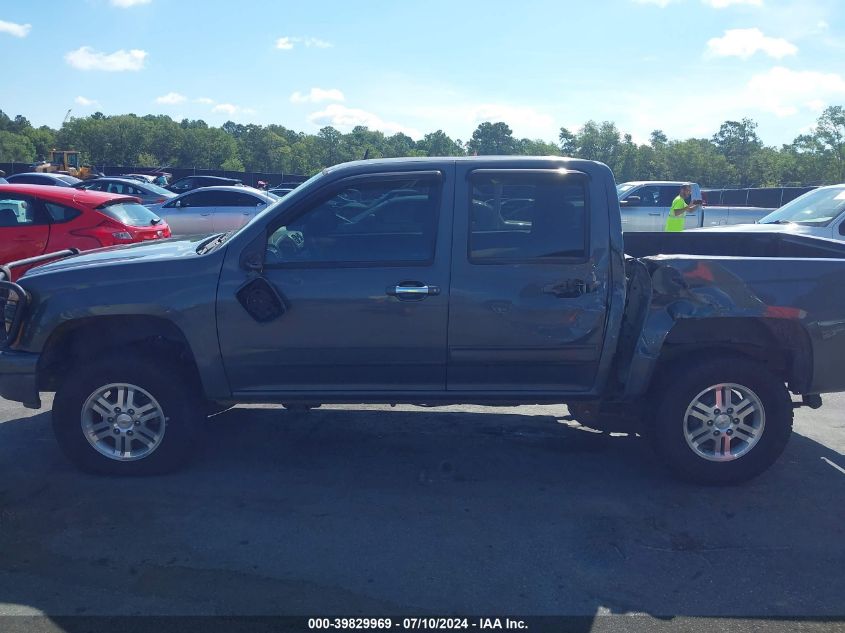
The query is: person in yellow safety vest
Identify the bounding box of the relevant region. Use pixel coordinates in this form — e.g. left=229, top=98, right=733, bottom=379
left=665, top=183, right=703, bottom=232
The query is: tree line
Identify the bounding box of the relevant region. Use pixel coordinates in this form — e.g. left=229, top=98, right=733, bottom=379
left=1, top=106, right=843, bottom=187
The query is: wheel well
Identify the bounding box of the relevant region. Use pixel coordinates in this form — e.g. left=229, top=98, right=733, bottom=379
left=38, top=316, right=202, bottom=393
left=658, top=317, right=813, bottom=393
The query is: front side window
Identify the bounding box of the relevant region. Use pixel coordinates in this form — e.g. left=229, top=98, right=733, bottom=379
left=0, top=196, right=39, bottom=226
left=469, top=172, right=587, bottom=262
left=266, top=176, right=441, bottom=265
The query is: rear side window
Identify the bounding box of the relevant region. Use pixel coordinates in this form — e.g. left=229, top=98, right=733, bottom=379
left=43, top=202, right=82, bottom=223
left=98, top=202, right=161, bottom=227
left=219, top=192, right=263, bottom=206
left=469, top=172, right=587, bottom=262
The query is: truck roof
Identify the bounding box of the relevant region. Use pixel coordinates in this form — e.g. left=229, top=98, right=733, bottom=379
left=322, top=155, right=612, bottom=176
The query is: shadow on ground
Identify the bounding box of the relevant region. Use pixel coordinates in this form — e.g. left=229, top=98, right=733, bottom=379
left=0, top=404, right=843, bottom=627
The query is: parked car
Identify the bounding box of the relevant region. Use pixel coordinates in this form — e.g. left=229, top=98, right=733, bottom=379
left=617, top=181, right=776, bottom=231
left=6, top=172, right=82, bottom=187
left=0, top=184, right=171, bottom=280
left=74, top=177, right=176, bottom=206
left=2, top=157, right=844, bottom=484
left=147, top=186, right=278, bottom=236
left=166, top=175, right=242, bottom=194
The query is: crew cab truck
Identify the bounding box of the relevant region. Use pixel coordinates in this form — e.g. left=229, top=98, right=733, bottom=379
left=617, top=181, right=775, bottom=231
left=2, top=156, right=845, bottom=484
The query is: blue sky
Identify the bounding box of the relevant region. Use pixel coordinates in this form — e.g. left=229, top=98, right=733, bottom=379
left=1, top=0, right=843, bottom=146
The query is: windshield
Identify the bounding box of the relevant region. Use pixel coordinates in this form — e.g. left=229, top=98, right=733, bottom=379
left=759, top=187, right=845, bottom=226
left=98, top=201, right=162, bottom=226
left=616, top=183, right=637, bottom=197
left=141, top=182, right=173, bottom=196
left=221, top=170, right=327, bottom=243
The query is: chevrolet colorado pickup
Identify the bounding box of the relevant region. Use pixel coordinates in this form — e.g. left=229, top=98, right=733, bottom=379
left=2, top=157, right=844, bottom=484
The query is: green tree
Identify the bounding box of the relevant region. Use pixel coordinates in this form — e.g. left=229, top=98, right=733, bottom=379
left=0, top=130, right=35, bottom=162
left=712, top=118, right=762, bottom=187
left=417, top=130, right=463, bottom=156
left=467, top=122, right=516, bottom=155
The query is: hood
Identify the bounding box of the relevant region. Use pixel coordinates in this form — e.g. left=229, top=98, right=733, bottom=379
left=22, top=235, right=212, bottom=277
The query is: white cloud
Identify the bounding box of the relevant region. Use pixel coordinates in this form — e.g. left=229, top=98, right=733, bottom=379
left=276, top=36, right=333, bottom=50
left=211, top=103, right=255, bottom=116
left=308, top=104, right=420, bottom=137
left=290, top=88, right=345, bottom=104
left=706, top=28, right=797, bottom=59
left=65, top=46, right=147, bottom=71
left=212, top=103, right=239, bottom=115
left=195, top=97, right=214, bottom=104
left=745, top=66, right=845, bottom=116
left=75, top=96, right=99, bottom=107
left=0, top=19, right=31, bottom=37
left=110, top=0, right=152, bottom=6
left=702, top=0, right=762, bottom=7
left=155, top=92, right=187, bottom=105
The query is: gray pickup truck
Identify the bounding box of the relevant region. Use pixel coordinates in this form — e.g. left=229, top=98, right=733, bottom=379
left=617, top=181, right=774, bottom=231
left=2, top=157, right=845, bottom=484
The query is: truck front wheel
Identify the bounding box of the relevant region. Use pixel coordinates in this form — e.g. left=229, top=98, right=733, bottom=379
left=650, top=357, right=793, bottom=485
left=52, top=354, right=202, bottom=475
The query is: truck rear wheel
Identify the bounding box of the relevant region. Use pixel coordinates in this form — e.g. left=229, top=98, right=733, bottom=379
left=649, top=357, right=793, bottom=485
left=52, top=354, right=202, bottom=475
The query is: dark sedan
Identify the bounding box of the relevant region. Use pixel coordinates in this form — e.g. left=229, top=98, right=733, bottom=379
left=5, top=172, right=82, bottom=187
left=167, top=175, right=242, bottom=194
left=75, top=177, right=176, bottom=206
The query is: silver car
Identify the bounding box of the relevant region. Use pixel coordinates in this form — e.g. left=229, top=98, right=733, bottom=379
left=75, top=177, right=176, bottom=206
left=147, top=186, right=278, bottom=236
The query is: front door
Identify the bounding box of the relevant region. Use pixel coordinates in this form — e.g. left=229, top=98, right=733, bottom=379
left=446, top=167, right=609, bottom=392
left=212, top=191, right=266, bottom=233
left=0, top=192, right=49, bottom=264
left=162, top=190, right=216, bottom=236
left=216, top=169, right=453, bottom=395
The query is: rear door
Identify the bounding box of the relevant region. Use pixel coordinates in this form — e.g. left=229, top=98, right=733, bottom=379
left=447, top=167, right=610, bottom=392
left=0, top=192, right=50, bottom=263
left=211, top=191, right=265, bottom=232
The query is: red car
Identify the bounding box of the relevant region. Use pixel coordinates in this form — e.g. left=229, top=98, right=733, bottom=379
left=0, top=184, right=171, bottom=278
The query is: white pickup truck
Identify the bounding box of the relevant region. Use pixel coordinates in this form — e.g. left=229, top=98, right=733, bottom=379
left=617, top=181, right=776, bottom=232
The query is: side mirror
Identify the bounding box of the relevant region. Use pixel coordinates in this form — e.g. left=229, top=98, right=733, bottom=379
left=838, top=222, right=845, bottom=237
left=175, top=199, right=183, bottom=208
left=625, top=196, right=641, bottom=205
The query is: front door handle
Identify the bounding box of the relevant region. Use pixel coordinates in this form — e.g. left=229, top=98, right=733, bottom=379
left=648, top=212, right=661, bottom=216
left=543, top=280, right=589, bottom=298
left=200, top=212, right=212, bottom=217
left=386, top=283, right=441, bottom=300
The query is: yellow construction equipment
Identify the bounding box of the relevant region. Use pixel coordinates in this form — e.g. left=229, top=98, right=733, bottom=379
left=35, top=150, right=96, bottom=179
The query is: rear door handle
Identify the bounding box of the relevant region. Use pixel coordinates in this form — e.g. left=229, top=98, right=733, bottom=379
left=542, top=280, right=590, bottom=298
left=386, top=283, right=441, bottom=300
left=200, top=213, right=212, bottom=217
left=648, top=212, right=661, bottom=216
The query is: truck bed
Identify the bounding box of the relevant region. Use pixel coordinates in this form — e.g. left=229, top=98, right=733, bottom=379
left=623, top=230, right=845, bottom=259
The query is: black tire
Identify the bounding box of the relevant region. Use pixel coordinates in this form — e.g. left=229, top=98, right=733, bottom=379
left=52, top=354, right=203, bottom=475
left=648, top=356, right=793, bottom=485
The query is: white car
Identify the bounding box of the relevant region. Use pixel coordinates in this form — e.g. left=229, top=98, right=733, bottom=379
left=753, top=184, right=845, bottom=239
left=146, top=186, right=278, bottom=236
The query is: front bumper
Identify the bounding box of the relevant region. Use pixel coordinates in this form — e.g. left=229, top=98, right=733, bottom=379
left=0, top=350, right=41, bottom=409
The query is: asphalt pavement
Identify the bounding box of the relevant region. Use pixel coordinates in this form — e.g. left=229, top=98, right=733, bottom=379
left=0, top=394, right=843, bottom=631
